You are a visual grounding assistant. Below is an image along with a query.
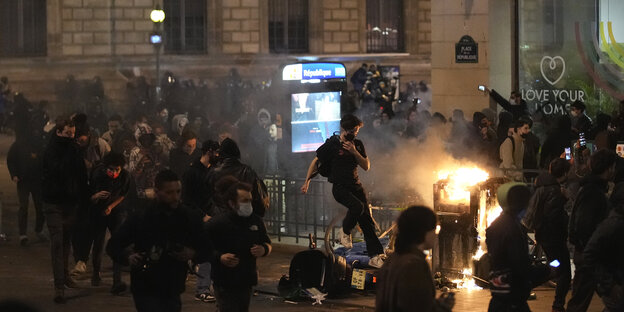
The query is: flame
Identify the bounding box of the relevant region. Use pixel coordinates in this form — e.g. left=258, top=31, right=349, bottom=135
left=450, top=268, right=482, bottom=290
left=437, top=167, right=489, bottom=203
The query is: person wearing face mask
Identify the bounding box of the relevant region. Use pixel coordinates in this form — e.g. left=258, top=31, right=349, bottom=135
left=483, top=87, right=529, bottom=121
left=570, top=101, right=592, bottom=139
left=301, top=114, right=385, bottom=268
left=499, top=119, right=531, bottom=181
left=106, top=170, right=212, bottom=312
left=89, top=152, right=135, bottom=294
left=42, top=117, right=89, bottom=303
left=567, top=149, right=617, bottom=312
left=206, top=176, right=272, bottom=312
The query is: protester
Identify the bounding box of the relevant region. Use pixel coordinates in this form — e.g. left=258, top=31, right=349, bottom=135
left=42, top=117, right=88, bottom=303
left=523, top=158, right=572, bottom=312
left=169, top=129, right=201, bottom=178
left=583, top=182, right=624, bottom=311
left=486, top=182, right=551, bottom=311
left=484, top=87, right=529, bottom=121
left=89, top=152, right=134, bottom=294
left=206, top=176, right=272, bottom=312
left=567, top=149, right=618, bottom=312
left=375, top=205, right=455, bottom=312
left=7, top=137, right=46, bottom=246
left=301, top=114, right=385, bottom=268
left=570, top=100, right=592, bottom=139
left=106, top=170, right=212, bottom=312
left=499, top=119, right=531, bottom=181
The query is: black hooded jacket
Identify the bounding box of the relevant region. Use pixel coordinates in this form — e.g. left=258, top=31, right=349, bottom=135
left=569, top=174, right=611, bottom=250
left=42, top=134, right=88, bottom=205
left=524, top=173, right=568, bottom=246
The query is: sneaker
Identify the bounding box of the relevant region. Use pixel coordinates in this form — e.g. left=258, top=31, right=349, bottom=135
left=19, top=235, right=28, bottom=246
left=53, top=288, right=66, bottom=304
left=369, top=255, right=385, bottom=268
left=36, top=231, right=49, bottom=242
left=195, top=293, right=216, bottom=303
left=71, top=261, right=87, bottom=275
left=65, top=276, right=79, bottom=289
left=91, top=273, right=102, bottom=287
left=110, top=282, right=127, bottom=295
left=339, top=231, right=353, bottom=249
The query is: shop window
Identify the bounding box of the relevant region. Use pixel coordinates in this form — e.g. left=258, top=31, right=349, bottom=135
left=269, top=0, right=309, bottom=53
left=366, top=0, right=404, bottom=53
left=0, top=0, right=47, bottom=57
left=163, top=0, right=206, bottom=54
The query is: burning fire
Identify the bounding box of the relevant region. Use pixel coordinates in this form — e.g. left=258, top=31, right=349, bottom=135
left=451, top=268, right=481, bottom=290
left=437, top=167, right=489, bottom=202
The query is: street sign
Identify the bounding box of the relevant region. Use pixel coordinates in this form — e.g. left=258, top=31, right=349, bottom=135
left=455, top=35, right=478, bottom=63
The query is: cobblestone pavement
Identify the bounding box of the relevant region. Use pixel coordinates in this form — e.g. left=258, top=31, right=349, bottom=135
left=0, top=134, right=605, bottom=311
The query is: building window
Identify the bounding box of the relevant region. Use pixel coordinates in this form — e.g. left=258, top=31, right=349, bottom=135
left=163, top=0, right=206, bottom=53
left=269, top=0, right=309, bottom=53
left=366, top=0, right=404, bottom=53
left=0, top=0, right=47, bottom=57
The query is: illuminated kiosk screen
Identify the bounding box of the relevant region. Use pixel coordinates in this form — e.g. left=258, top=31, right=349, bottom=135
left=291, top=91, right=341, bottom=153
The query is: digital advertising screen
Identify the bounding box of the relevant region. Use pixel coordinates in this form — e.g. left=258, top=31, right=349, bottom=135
left=291, top=91, right=341, bottom=153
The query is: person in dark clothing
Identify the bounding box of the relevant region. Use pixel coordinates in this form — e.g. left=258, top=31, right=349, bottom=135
left=375, top=206, right=455, bottom=312
left=570, top=101, right=592, bottom=139
left=520, top=117, right=541, bottom=181
left=41, top=117, right=89, bottom=303
left=89, top=152, right=134, bottom=294
left=540, top=115, right=573, bottom=170
left=205, top=176, right=272, bottom=312
left=523, top=158, right=572, bottom=312
left=208, top=138, right=269, bottom=217
left=169, top=129, right=201, bottom=179
left=486, top=182, right=551, bottom=312
left=588, top=113, right=616, bottom=151
left=181, top=139, right=220, bottom=303
left=468, top=111, right=498, bottom=166
left=485, top=87, right=529, bottom=121
left=351, top=63, right=368, bottom=94
left=301, top=114, right=385, bottom=268
left=583, top=182, right=624, bottom=311
left=497, top=111, right=515, bottom=147
left=7, top=138, right=45, bottom=246
left=567, top=149, right=617, bottom=312
left=106, top=170, right=212, bottom=312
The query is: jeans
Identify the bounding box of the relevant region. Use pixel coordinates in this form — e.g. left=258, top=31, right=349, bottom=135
left=567, top=249, right=597, bottom=312
left=17, top=181, right=44, bottom=235
left=133, top=293, right=181, bottom=312
left=72, top=202, right=93, bottom=263
left=542, top=243, right=572, bottom=309
left=195, top=261, right=212, bottom=295
left=214, top=285, right=252, bottom=312
left=44, top=203, right=76, bottom=289
left=91, top=208, right=126, bottom=284
left=332, top=183, right=383, bottom=257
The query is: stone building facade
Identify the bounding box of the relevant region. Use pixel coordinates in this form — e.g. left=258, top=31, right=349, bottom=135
left=1, top=0, right=432, bottom=116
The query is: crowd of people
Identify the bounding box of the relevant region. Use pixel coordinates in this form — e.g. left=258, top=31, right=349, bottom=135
left=1, top=67, right=624, bottom=312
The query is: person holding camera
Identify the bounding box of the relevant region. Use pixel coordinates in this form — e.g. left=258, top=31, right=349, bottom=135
left=106, top=170, right=212, bottom=312
left=301, top=114, right=385, bottom=268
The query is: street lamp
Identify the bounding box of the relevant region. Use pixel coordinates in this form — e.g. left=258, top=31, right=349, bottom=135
left=150, top=6, right=165, bottom=106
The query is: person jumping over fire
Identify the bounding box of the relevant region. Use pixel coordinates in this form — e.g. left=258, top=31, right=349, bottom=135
left=301, top=114, right=385, bottom=268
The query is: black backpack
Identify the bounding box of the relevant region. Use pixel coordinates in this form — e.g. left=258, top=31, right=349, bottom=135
left=315, top=135, right=341, bottom=178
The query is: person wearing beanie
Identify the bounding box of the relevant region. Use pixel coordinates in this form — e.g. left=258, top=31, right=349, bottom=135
left=486, top=182, right=550, bottom=311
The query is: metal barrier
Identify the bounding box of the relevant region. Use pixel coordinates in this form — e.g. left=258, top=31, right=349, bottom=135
left=262, top=176, right=401, bottom=245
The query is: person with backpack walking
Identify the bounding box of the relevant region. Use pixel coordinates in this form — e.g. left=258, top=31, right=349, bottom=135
left=499, top=119, right=531, bottom=181
left=301, top=114, right=385, bottom=268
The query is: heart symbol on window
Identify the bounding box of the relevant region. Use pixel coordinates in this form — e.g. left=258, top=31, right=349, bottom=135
left=540, top=56, right=566, bottom=86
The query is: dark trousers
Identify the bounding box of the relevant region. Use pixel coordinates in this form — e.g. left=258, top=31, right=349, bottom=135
left=488, top=297, right=531, bottom=312
left=332, top=183, right=384, bottom=257
left=72, top=202, right=93, bottom=263
left=133, top=293, right=181, bottom=312
left=567, top=249, right=596, bottom=312
left=601, top=284, right=624, bottom=312
left=17, top=181, right=44, bottom=235
left=92, top=208, right=126, bottom=283
left=44, top=203, right=76, bottom=289
left=214, top=285, right=252, bottom=312
left=542, top=243, right=572, bottom=309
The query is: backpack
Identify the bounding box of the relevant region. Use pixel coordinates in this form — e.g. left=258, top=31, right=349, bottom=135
left=315, top=135, right=341, bottom=178
left=499, top=135, right=516, bottom=162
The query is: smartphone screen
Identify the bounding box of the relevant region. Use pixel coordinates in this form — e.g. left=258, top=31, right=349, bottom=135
left=549, top=260, right=560, bottom=268
left=478, top=85, right=485, bottom=91
left=417, top=98, right=422, bottom=104
left=579, top=133, right=586, bottom=147
left=565, top=147, right=572, bottom=160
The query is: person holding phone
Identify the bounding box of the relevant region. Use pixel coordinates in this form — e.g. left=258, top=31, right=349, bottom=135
left=376, top=206, right=455, bottom=312
left=522, top=159, right=572, bottom=312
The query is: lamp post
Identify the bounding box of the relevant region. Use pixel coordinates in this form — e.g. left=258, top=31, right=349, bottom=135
left=150, top=6, right=165, bottom=105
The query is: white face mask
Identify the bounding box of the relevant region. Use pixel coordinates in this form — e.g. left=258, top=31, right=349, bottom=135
left=237, top=202, right=253, bottom=217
